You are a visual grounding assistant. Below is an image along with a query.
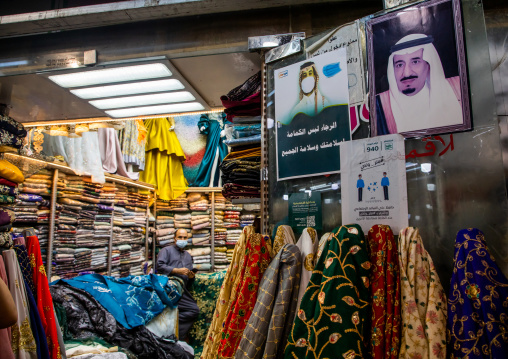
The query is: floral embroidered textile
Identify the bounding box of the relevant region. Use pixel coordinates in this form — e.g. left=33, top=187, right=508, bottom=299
left=398, top=227, right=447, bottom=359
left=201, top=226, right=254, bottom=359
left=447, top=228, right=508, bottom=359
left=188, top=270, right=227, bottom=358
left=368, top=225, right=401, bottom=359
left=217, top=233, right=272, bottom=358
left=284, top=224, right=371, bottom=359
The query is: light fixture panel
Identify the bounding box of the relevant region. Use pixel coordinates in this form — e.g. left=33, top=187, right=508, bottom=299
left=70, top=79, right=185, bottom=99
left=90, top=91, right=196, bottom=109
left=105, top=102, right=205, bottom=118
left=48, top=63, right=172, bottom=88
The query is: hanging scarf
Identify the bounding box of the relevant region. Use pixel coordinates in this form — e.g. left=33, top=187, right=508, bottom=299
left=201, top=226, right=254, bottom=358
left=2, top=250, right=38, bottom=359
left=0, top=256, right=15, bottom=359
left=272, top=225, right=296, bottom=257
left=447, top=228, right=508, bottom=359
left=190, top=114, right=229, bottom=187
left=368, top=224, right=401, bottom=359
left=398, top=227, right=447, bottom=359
left=217, top=233, right=272, bottom=358
left=284, top=224, right=371, bottom=359
left=26, top=235, right=62, bottom=359
left=236, top=243, right=302, bottom=359
left=295, top=227, right=319, bottom=310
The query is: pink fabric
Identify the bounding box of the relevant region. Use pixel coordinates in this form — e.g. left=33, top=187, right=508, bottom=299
left=0, top=256, right=15, bottom=359
left=97, top=128, right=139, bottom=180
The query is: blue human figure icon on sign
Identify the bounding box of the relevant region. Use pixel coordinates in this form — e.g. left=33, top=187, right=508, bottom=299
left=357, top=174, right=365, bottom=202
left=381, top=172, right=390, bottom=200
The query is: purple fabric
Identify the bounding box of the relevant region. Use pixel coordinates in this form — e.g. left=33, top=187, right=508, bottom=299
left=0, top=208, right=15, bottom=226
left=18, top=193, right=43, bottom=202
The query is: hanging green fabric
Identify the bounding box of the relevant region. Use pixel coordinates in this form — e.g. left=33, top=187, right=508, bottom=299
left=283, top=224, right=371, bottom=359
left=190, top=114, right=229, bottom=187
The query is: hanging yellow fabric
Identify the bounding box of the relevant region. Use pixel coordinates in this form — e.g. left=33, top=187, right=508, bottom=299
left=140, top=117, right=188, bottom=200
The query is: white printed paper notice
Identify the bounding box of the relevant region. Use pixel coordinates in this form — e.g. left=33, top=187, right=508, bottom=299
left=340, top=134, right=408, bottom=234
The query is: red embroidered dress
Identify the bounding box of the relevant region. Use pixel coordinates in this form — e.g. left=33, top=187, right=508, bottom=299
left=217, top=233, right=271, bottom=358
left=368, top=225, right=401, bottom=358
left=26, top=235, right=61, bottom=359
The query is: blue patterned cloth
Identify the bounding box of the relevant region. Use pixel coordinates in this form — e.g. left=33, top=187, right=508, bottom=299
left=447, top=228, right=508, bottom=358
left=54, top=274, right=183, bottom=329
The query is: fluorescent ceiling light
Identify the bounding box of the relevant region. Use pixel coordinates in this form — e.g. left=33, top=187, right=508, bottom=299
left=105, top=102, right=205, bottom=118
left=70, top=79, right=185, bottom=99
left=48, top=63, right=172, bottom=88
left=90, top=91, right=196, bottom=109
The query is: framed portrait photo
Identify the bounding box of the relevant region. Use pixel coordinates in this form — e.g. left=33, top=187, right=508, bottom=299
left=367, top=0, right=471, bottom=138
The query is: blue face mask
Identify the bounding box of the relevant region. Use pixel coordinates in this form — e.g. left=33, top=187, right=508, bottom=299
left=176, top=239, right=188, bottom=249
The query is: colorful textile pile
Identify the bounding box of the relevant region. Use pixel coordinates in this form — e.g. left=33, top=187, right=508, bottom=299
left=221, top=72, right=261, bottom=123
left=220, top=148, right=261, bottom=200
left=0, top=114, right=27, bottom=148
left=447, top=228, right=508, bottom=359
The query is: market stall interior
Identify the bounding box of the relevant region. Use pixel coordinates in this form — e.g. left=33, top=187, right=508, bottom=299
left=0, top=0, right=508, bottom=358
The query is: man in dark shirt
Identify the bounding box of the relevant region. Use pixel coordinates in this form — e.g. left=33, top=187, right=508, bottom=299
left=157, top=228, right=199, bottom=340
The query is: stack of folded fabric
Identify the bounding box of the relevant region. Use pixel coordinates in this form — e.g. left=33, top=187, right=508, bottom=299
left=54, top=197, right=80, bottom=277
left=214, top=246, right=228, bottom=266
left=226, top=248, right=234, bottom=263
left=74, top=248, right=92, bottom=273
left=221, top=71, right=261, bottom=123
left=170, top=193, right=189, bottom=211
left=223, top=120, right=262, bottom=148
left=220, top=147, right=261, bottom=199
left=156, top=199, right=172, bottom=212
left=191, top=229, right=210, bottom=246
left=174, top=213, right=191, bottom=229
left=11, top=193, right=41, bottom=223
left=111, top=246, right=120, bottom=271
left=226, top=229, right=242, bottom=245
left=119, top=244, right=132, bottom=268
left=99, top=182, right=117, bottom=204
left=18, top=169, right=53, bottom=196
left=223, top=209, right=241, bottom=228
left=82, top=178, right=104, bottom=204
left=36, top=224, right=50, bottom=264
left=128, top=187, right=150, bottom=208
left=188, top=247, right=212, bottom=272
left=214, top=227, right=227, bottom=246
left=156, top=227, right=176, bottom=248
left=114, top=183, right=129, bottom=206
left=90, top=247, right=107, bottom=271
left=214, top=193, right=226, bottom=210
left=0, top=114, right=27, bottom=149
left=240, top=213, right=256, bottom=227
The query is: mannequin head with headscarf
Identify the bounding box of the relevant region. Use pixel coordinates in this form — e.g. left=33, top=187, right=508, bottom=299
left=385, top=33, right=462, bottom=132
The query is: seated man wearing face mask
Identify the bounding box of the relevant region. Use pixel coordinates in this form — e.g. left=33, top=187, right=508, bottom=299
left=157, top=228, right=200, bottom=340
